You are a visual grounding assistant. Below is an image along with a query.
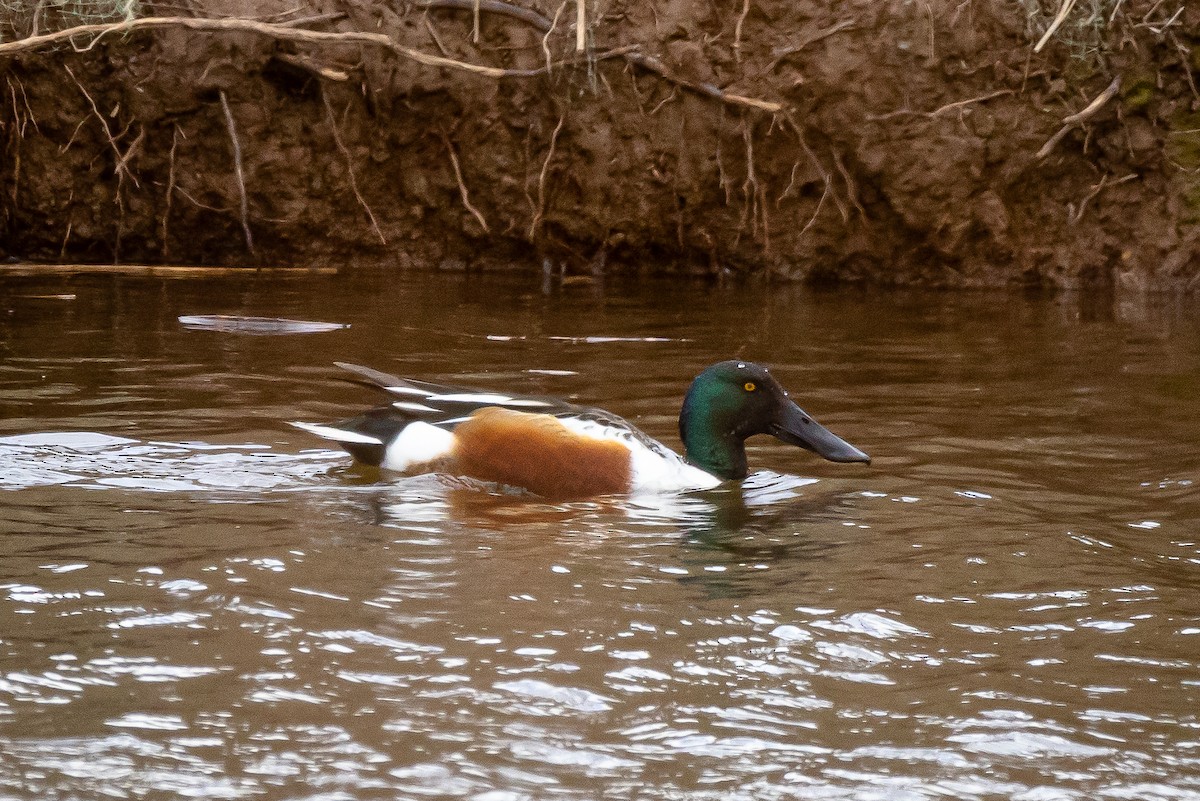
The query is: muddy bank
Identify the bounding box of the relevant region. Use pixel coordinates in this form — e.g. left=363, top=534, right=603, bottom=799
left=0, top=0, right=1197, bottom=291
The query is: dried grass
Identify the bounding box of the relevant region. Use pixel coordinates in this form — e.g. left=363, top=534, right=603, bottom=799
left=0, top=0, right=139, bottom=40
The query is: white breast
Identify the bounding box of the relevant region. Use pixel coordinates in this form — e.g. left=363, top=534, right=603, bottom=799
left=380, top=421, right=457, bottom=472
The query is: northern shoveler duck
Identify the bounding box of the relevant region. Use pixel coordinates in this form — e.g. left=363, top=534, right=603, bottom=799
left=292, top=360, right=869, bottom=499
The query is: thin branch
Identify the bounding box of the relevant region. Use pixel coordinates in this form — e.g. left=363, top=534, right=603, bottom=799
left=218, top=90, right=254, bottom=254
left=324, top=89, right=386, bottom=244
left=440, top=130, right=490, bottom=234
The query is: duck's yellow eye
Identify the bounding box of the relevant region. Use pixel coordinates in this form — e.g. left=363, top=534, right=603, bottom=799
left=744, top=382, right=757, bottom=392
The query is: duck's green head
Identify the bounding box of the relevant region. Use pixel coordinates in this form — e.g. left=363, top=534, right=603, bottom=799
left=678, top=360, right=870, bottom=480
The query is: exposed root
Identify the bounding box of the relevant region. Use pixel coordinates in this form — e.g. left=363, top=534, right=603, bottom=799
left=422, top=13, right=452, bottom=57
left=529, top=112, right=565, bottom=240
left=417, top=1, right=783, bottom=112
left=65, top=64, right=139, bottom=190
left=65, top=63, right=134, bottom=258
left=869, top=89, right=1013, bottom=120
left=0, top=13, right=784, bottom=115
left=218, top=90, right=254, bottom=255
left=414, top=0, right=552, bottom=32
left=1036, top=74, right=1121, bottom=160
left=542, top=1, right=567, bottom=73
left=0, top=16, right=532, bottom=80
left=833, top=148, right=865, bottom=221
left=734, top=0, right=750, bottom=63
left=768, top=18, right=856, bottom=71
left=5, top=78, right=23, bottom=207
left=161, top=124, right=178, bottom=258
left=740, top=121, right=769, bottom=251
left=798, top=176, right=831, bottom=240
left=785, top=116, right=846, bottom=224
left=324, top=88, right=386, bottom=245
left=440, top=129, right=490, bottom=234
left=1069, top=172, right=1136, bottom=224
left=649, top=86, right=677, bottom=115
left=625, top=52, right=782, bottom=113
left=1167, top=31, right=1199, bottom=102
left=113, top=125, right=145, bottom=183
left=575, top=0, right=586, bottom=52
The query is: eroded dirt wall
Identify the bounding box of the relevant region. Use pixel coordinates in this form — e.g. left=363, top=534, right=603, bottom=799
left=0, top=0, right=1197, bottom=290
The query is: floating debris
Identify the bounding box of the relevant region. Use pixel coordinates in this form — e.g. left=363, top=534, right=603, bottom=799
left=178, top=315, right=348, bottom=335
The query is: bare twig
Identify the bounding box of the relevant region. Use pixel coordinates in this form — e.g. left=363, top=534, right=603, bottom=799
left=529, top=112, right=565, bottom=239
left=324, top=89, right=386, bottom=244
left=218, top=90, right=254, bottom=254
left=1034, top=0, right=1077, bottom=52
left=440, top=130, right=490, bottom=234
left=1037, top=75, right=1122, bottom=160
left=472, top=0, right=481, bottom=43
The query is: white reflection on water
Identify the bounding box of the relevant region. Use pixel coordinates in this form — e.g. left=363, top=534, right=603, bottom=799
left=0, top=432, right=343, bottom=491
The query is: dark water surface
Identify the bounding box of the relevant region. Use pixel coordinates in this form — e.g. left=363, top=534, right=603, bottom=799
left=1, top=271, right=1198, bottom=800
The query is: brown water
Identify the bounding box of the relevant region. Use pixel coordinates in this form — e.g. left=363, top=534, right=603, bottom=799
left=1, top=271, right=1198, bottom=800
